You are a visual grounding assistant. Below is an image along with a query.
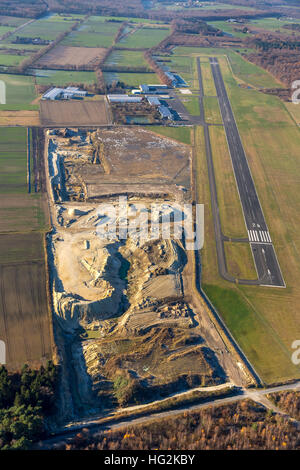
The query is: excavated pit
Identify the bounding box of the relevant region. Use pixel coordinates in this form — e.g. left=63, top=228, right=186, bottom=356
left=46, top=127, right=230, bottom=421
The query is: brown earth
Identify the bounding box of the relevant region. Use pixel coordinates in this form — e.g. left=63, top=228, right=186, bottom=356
left=35, top=45, right=107, bottom=68
left=40, top=99, right=111, bottom=127
left=0, top=233, right=53, bottom=371
left=0, top=110, right=40, bottom=126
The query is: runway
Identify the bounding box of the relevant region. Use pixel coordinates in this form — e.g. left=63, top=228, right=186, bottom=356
left=209, top=57, right=285, bottom=287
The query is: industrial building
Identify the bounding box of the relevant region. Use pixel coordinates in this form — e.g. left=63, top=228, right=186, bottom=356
left=139, top=84, right=169, bottom=95
left=107, top=94, right=143, bottom=103
left=159, top=105, right=173, bottom=120
left=146, top=96, right=161, bottom=106
left=42, top=86, right=87, bottom=101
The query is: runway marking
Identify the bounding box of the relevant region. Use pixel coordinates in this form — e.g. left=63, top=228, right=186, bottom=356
left=248, top=230, right=272, bottom=244
left=259, top=231, right=265, bottom=242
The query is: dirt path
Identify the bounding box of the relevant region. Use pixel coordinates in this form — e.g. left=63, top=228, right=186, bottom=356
left=35, top=380, right=300, bottom=449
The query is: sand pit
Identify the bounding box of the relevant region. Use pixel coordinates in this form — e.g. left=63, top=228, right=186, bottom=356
left=45, top=126, right=228, bottom=415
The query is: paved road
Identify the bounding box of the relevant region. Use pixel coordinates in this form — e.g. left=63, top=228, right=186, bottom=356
left=209, top=57, right=285, bottom=288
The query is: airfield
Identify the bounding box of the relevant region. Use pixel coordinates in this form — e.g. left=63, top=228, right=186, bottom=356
left=0, top=11, right=299, bottom=394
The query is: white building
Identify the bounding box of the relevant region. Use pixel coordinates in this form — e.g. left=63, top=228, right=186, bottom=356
left=107, top=94, right=143, bottom=103
left=42, top=86, right=87, bottom=101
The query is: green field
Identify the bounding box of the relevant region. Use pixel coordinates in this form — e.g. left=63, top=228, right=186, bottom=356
left=0, top=126, right=52, bottom=370
left=33, top=69, right=97, bottom=86
left=61, top=17, right=120, bottom=48
left=0, top=43, right=41, bottom=51
left=8, top=15, right=76, bottom=42
left=104, top=71, right=157, bottom=87
left=208, top=17, right=300, bottom=39
left=0, top=25, right=15, bottom=36
left=0, top=73, right=37, bottom=110
left=117, top=26, right=170, bottom=48
left=191, top=50, right=300, bottom=384
left=157, top=53, right=195, bottom=88
left=0, top=15, right=32, bottom=27
left=148, top=125, right=192, bottom=145
left=0, top=54, right=25, bottom=66
left=204, top=96, right=222, bottom=124
left=247, top=17, right=300, bottom=35
left=88, top=15, right=162, bottom=24
left=151, top=1, right=256, bottom=11
left=0, top=127, right=46, bottom=232
left=105, top=49, right=149, bottom=68
left=181, top=95, right=200, bottom=116
left=174, top=47, right=282, bottom=89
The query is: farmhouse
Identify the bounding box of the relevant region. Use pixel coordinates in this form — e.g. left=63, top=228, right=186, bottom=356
left=42, top=87, right=87, bottom=101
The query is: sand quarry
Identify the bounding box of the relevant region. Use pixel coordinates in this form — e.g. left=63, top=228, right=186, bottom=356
left=45, top=127, right=231, bottom=420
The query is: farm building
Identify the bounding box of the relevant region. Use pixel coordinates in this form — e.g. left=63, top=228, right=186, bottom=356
left=42, top=87, right=87, bottom=101
left=107, top=94, right=143, bottom=103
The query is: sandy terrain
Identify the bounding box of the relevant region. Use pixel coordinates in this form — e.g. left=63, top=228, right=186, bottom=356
left=44, top=127, right=249, bottom=423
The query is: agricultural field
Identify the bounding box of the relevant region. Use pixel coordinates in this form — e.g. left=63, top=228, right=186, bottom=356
left=192, top=50, right=300, bottom=384
left=40, top=99, right=110, bottom=127
left=0, top=127, right=46, bottom=231
left=8, top=14, right=77, bottom=42
left=32, top=69, right=97, bottom=87
left=0, top=53, right=24, bottom=66
left=0, top=25, right=15, bottom=36
left=0, top=127, right=52, bottom=371
left=0, top=15, right=32, bottom=27
left=103, top=71, right=157, bottom=87
left=35, top=45, right=107, bottom=68
left=209, top=16, right=300, bottom=39
left=61, top=17, right=121, bottom=48
left=0, top=247, right=52, bottom=371
left=0, top=42, right=41, bottom=52
left=117, top=25, right=170, bottom=49
left=0, top=73, right=37, bottom=110
left=247, top=17, right=300, bottom=35
left=151, top=1, right=257, bottom=11
left=104, top=49, right=149, bottom=68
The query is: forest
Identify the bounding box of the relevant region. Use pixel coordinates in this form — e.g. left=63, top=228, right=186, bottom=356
left=0, top=362, right=58, bottom=449
left=60, top=398, right=300, bottom=450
